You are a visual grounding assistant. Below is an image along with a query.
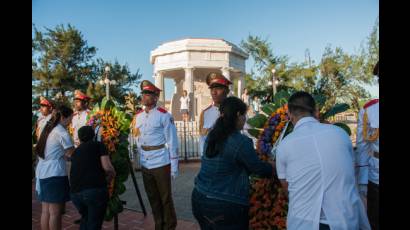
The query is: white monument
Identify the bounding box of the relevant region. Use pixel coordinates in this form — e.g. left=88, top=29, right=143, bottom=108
left=150, top=38, right=248, bottom=121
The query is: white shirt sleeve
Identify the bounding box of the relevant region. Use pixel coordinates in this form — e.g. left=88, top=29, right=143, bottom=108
left=356, top=108, right=370, bottom=185
left=163, top=113, right=179, bottom=175
left=276, top=144, right=287, bottom=179
left=60, top=129, right=74, bottom=150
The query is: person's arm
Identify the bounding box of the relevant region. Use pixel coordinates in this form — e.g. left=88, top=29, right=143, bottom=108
left=64, top=147, right=75, bottom=160
left=236, top=137, right=273, bottom=177
left=163, top=113, right=179, bottom=178
left=276, top=144, right=288, bottom=197
left=101, top=156, right=116, bottom=180
left=99, top=143, right=116, bottom=180
left=60, top=130, right=75, bottom=160
left=356, top=108, right=370, bottom=197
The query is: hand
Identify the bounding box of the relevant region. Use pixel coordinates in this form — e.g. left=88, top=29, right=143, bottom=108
left=106, top=170, right=116, bottom=182
left=171, top=171, right=178, bottom=180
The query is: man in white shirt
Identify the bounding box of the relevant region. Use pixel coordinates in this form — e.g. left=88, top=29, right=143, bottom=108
left=199, top=72, right=231, bottom=156
left=276, top=91, right=370, bottom=230
left=356, top=61, right=379, bottom=230
left=179, top=90, right=190, bottom=122
left=132, top=80, right=178, bottom=230
left=241, top=88, right=250, bottom=106
left=35, top=97, right=54, bottom=140
left=252, top=95, right=261, bottom=115
left=71, top=90, right=91, bottom=147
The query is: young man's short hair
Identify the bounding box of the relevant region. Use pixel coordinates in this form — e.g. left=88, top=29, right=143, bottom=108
left=78, top=126, right=95, bottom=142
left=288, top=91, right=316, bottom=116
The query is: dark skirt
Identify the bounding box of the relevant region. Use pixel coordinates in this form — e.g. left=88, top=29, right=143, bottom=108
left=37, top=176, right=71, bottom=203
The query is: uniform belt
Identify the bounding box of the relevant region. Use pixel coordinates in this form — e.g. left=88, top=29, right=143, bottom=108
left=373, top=152, right=379, bottom=159
left=141, top=144, right=165, bottom=151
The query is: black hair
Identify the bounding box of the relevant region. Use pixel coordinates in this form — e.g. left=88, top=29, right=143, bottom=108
left=288, top=91, right=316, bottom=116
left=78, top=126, right=95, bottom=143
left=373, top=61, right=379, bottom=76
left=205, top=97, right=247, bottom=158
left=35, top=105, right=74, bottom=159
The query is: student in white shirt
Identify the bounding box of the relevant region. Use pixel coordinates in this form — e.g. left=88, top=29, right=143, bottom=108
left=35, top=105, right=75, bottom=230
left=241, top=88, right=250, bottom=106
left=179, top=90, right=190, bottom=122
left=276, top=91, right=370, bottom=230
left=252, top=96, right=261, bottom=115
left=132, top=80, right=179, bottom=230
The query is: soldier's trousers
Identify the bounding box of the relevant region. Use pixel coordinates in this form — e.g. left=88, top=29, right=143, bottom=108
left=142, top=164, right=177, bottom=230
left=367, top=181, right=379, bottom=230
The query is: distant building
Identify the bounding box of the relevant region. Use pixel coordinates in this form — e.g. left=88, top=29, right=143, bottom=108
left=150, top=38, right=248, bottom=121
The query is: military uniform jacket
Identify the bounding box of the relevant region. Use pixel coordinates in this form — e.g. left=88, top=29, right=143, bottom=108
left=36, top=113, right=52, bottom=139
left=199, top=104, right=220, bottom=156
left=71, top=109, right=90, bottom=147
left=132, top=106, right=179, bottom=175
left=356, top=99, right=379, bottom=185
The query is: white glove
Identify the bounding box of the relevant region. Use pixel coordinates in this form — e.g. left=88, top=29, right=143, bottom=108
left=170, top=158, right=178, bottom=180
left=171, top=170, right=178, bottom=180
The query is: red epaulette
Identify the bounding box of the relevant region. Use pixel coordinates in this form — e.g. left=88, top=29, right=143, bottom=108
left=364, top=99, right=379, bottom=109
left=135, top=109, right=143, bottom=115
left=157, top=107, right=167, bottom=113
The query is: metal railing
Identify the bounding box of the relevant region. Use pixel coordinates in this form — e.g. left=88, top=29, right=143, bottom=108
left=175, top=121, right=201, bottom=161
left=328, top=113, right=358, bottom=123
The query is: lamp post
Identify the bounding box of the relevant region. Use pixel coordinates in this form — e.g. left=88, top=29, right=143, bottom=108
left=99, top=65, right=117, bottom=99
left=271, top=68, right=277, bottom=98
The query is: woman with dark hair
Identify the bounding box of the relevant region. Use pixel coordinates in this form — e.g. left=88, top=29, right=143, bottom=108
left=35, top=105, right=75, bottom=230
left=192, top=97, right=274, bottom=229
left=70, top=125, right=116, bottom=230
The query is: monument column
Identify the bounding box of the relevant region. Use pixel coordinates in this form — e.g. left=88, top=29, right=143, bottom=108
left=237, top=76, right=242, bottom=97
left=221, top=67, right=233, bottom=95
left=154, top=71, right=165, bottom=103
left=184, top=67, right=195, bottom=121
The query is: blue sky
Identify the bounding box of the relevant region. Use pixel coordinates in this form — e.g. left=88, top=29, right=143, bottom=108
left=32, top=0, right=379, bottom=99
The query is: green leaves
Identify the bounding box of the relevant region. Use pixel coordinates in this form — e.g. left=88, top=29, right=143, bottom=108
left=101, top=96, right=115, bottom=110
left=272, top=90, right=290, bottom=108
left=32, top=24, right=96, bottom=97
left=333, top=122, right=352, bottom=136
left=104, top=195, right=124, bottom=221
left=247, top=114, right=268, bottom=129
left=32, top=24, right=142, bottom=104
left=261, top=104, right=276, bottom=116
left=248, top=128, right=262, bottom=139
left=322, top=103, right=350, bottom=120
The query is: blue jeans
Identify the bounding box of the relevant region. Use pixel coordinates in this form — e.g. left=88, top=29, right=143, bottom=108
left=191, top=188, right=249, bottom=230
left=71, top=187, right=108, bottom=230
